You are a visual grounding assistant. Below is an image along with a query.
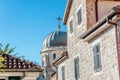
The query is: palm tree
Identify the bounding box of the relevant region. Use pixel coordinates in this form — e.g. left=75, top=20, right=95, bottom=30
left=0, top=43, right=16, bottom=54
left=0, top=43, right=16, bottom=72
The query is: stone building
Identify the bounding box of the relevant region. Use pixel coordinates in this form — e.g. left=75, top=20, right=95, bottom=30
left=54, top=0, right=120, bottom=80
left=41, top=24, right=67, bottom=80
left=0, top=52, right=42, bottom=80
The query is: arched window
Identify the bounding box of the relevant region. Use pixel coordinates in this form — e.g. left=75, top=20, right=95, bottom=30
left=53, top=54, right=56, bottom=59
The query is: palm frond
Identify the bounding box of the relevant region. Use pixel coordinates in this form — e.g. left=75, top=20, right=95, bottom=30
left=4, top=43, right=9, bottom=53
left=0, top=43, right=3, bottom=47
left=13, top=53, right=19, bottom=56
left=0, top=43, right=3, bottom=52
left=0, top=47, right=2, bottom=51
left=8, top=47, right=16, bottom=54
left=18, top=56, right=25, bottom=59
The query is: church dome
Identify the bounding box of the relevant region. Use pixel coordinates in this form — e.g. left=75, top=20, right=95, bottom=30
left=43, top=31, right=67, bottom=48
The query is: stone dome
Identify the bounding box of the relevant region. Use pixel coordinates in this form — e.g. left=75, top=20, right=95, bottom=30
left=43, top=31, right=67, bottom=48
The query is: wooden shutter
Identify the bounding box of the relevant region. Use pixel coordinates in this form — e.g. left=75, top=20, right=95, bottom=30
left=62, top=66, right=65, bottom=80
left=96, top=43, right=102, bottom=71
left=93, top=42, right=102, bottom=72
left=93, top=45, right=97, bottom=71
left=77, top=9, right=82, bottom=25
left=70, top=20, right=73, bottom=33
left=74, top=57, right=79, bottom=80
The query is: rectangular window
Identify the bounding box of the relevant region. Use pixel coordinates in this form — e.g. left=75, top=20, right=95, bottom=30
left=93, top=42, right=102, bottom=72
left=74, top=57, right=79, bottom=80
left=9, top=76, right=21, bottom=80
left=77, top=8, right=82, bottom=25
left=61, top=66, right=65, bottom=80
left=70, top=20, right=73, bottom=34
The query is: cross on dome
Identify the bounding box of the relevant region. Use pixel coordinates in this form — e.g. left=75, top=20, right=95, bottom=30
left=56, top=16, right=62, bottom=31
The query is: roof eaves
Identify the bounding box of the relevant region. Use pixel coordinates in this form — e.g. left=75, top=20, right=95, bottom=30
left=4, top=69, right=43, bottom=72
left=63, top=0, right=73, bottom=25
left=80, top=5, right=120, bottom=40
left=80, top=11, right=119, bottom=41
left=53, top=51, right=68, bottom=66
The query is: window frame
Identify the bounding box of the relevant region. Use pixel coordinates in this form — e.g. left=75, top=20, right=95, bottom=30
left=9, top=76, right=21, bottom=80
left=61, top=65, right=65, bottom=80
left=76, top=5, right=82, bottom=26
left=74, top=56, right=80, bottom=80
left=69, top=20, right=73, bottom=34
left=53, top=53, right=56, bottom=60
left=68, top=16, right=74, bottom=35
left=93, top=41, right=102, bottom=73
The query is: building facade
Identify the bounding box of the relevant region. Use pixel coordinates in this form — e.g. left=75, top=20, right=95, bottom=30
left=55, top=0, right=120, bottom=80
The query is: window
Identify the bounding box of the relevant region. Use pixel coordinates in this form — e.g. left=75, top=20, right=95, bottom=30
left=77, top=8, right=82, bottom=25
left=93, top=42, right=102, bottom=72
left=74, top=57, right=79, bottom=80
left=53, top=53, right=56, bottom=59
left=9, top=76, right=21, bottom=80
left=61, top=66, right=65, bottom=80
left=42, top=60, right=44, bottom=67
left=69, top=20, right=73, bottom=34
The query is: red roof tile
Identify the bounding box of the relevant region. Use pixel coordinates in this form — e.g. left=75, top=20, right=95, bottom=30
left=0, top=52, right=42, bottom=72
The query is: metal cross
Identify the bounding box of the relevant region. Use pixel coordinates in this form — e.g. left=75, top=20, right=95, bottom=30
left=56, top=16, right=62, bottom=31
left=56, top=16, right=62, bottom=26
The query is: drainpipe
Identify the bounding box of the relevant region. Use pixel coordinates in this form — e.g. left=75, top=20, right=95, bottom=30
left=95, top=0, right=98, bottom=22
left=107, top=17, right=120, bottom=79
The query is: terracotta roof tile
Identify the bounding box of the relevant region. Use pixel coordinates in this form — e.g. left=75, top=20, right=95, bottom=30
left=0, top=52, right=42, bottom=72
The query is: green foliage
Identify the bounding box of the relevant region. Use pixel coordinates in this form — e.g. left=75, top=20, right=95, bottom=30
left=0, top=57, right=5, bottom=62
left=0, top=43, right=16, bottom=73
left=0, top=43, right=16, bottom=54
left=0, top=56, right=5, bottom=73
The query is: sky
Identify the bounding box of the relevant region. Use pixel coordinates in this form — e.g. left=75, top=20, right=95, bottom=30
left=0, top=0, right=67, bottom=66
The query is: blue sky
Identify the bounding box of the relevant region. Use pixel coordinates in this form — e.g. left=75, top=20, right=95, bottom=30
left=0, top=0, right=67, bottom=65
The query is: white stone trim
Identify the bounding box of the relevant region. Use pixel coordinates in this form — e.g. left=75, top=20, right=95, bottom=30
left=76, top=4, right=82, bottom=12
left=60, top=62, right=65, bottom=68
left=92, top=38, right=101, bottom=47
left=73, top=54, right=79, bottom=59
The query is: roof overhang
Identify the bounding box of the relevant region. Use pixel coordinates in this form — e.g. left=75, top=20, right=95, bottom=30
left=80, top=5, right=120, bottom=42
left=53, top=51, right=68, bottom=66
left=63, top=0, right=73, bottom=25
left=3, top=69, right=43, bottom=72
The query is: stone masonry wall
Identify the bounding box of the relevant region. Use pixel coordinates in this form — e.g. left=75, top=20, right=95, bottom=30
left=61, top=0, right=120, bottom=80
